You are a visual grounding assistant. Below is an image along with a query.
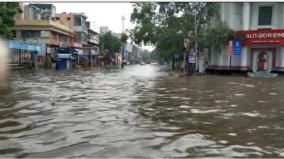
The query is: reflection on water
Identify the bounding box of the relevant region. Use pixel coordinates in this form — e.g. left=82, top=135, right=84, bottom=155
left=1, top=65, right=284, bottom=157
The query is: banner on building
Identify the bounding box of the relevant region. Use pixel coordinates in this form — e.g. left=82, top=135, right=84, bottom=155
left=238, top=29, right=284, bottom=45
left=8, top=41, right=43, bottom=52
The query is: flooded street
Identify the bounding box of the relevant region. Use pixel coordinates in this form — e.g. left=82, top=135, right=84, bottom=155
left=1, top=64, right=284, bottom=157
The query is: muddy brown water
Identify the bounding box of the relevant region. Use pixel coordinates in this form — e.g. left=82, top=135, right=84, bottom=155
left=1, top=64, right=284, bottom=157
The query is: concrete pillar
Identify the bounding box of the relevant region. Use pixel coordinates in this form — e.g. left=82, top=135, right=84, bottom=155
left=280, top=47, right=284, bottom=67
left=221, top=3, right=226, bottom=22
left=16, top=30, right=21, bottom=39
left=241, top=47, right=248, bottom=69
left=282, top=4, right=284, bottom=27
left=219, top=49, right=225, bottom=67
left=242, top=2, right=250, bottom=30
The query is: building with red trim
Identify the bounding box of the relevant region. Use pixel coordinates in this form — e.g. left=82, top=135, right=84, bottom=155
left=208, top=3, right=284, bottom=73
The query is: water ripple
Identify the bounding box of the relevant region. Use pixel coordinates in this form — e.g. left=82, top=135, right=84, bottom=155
left=0, top=65, right=284, bottom=157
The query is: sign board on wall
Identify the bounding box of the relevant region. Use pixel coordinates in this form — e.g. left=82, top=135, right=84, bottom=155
left=233, top=40, right=241, bottom=55
left=238, top=29, right=284, bottom=45
left=73, top=43, right=83, bottom=48
left=8, top=41, right=43, bottom=52
left=47, top=47, right=51, bottom=54
left=174, top=53, right=180, bottom=60
left=227, top=40, right=233, bottom=56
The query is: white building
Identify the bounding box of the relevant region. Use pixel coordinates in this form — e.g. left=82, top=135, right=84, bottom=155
left=100, top=26, right=109, bottom=35
left=209, top=2, right=284, bottom=73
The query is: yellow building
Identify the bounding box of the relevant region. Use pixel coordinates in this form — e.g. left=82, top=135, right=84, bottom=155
left=12, top=19, right=75, bottom=51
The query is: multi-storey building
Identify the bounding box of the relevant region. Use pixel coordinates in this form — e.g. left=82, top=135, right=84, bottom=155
left=85, top=21, right=100, bottom=66
left=10, top=4, right=75, bottom=69
left=56, top=12, right=88, bottom=47
left=12, top=20, right=74, bottom=50
left=100, top=26, right=109, bottom=35
left=28, top=4, right=56, bottom=20
left=208, top=2, right=284, bottom=73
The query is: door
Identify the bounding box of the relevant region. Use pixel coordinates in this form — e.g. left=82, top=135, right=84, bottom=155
left=251, top=49, right=274, bottom=73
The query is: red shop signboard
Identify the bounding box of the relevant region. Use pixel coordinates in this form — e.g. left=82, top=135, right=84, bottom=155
left=238, top=29, right=284, bottom=45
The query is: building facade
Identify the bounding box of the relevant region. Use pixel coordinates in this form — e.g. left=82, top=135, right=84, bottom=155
left=56, top=12, right=88, bottom=46
left=86, top=21, right=100, bottom=66
left=100, top=26, right=109, bottom=35
left=12, top=20, right=74, bottom=47
left=11, top=4, right=75, bottom=69
left=208, top=2, right=284, bottom=73
left=29, top=4, right=56, bottom=20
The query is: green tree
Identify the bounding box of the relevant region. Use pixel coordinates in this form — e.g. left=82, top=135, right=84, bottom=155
left=120, top=33, right=128, bottom=44
left=206, top=22, right=235, bottom=54
left=99, top=31, right=120, bottom=53
left=0, top=2, right=22, bottom=38
left=130, top=2, right=234, bottom=62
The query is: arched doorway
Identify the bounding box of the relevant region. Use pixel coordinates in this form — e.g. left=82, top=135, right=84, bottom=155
left=252, top=49, right=274, bottom=73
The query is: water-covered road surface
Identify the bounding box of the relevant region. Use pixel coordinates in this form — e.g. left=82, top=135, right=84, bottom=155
left=1, top=64, right=284, bottom=157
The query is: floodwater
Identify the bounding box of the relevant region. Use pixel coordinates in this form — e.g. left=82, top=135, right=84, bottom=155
left=1, top=64, right=284, bottom=158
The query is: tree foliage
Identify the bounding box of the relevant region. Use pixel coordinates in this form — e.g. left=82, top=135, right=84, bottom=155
left=206, top=22, right=235, bottom=53
left=99, top=31, right=129, bottom=54
left=0, top=2, right=22, bottom=38
left=120, top=33, right=128, bottom=44
left=130, top=2, right=234, bottom=61
left=99, top=31, right=121, bottom=52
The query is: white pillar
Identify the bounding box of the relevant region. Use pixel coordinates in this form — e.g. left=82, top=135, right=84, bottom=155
left=220, top=3, right=226, bottom=22
left=280, top=47, right=284, bottom=67
left=220, top=49, right=225, bottom=67
left=242, top=2, right=250, bottom=30
left=241, top=47, right=248, bottom=68
left=282, top=4, right=284, bottom=27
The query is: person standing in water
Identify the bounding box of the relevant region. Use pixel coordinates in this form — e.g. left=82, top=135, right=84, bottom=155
left=188, top=49, right=196, bottom=75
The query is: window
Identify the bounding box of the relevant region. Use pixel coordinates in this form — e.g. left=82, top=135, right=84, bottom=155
left=59, top=34, right=67, bottom=42
left=56, top=17, right=60, bottom=20
left=21, top=30, right=40, bottom=38
left=67, top=17, right=70, bottom=20
left=258, top=6, right=273, bottom=25
left=74, top=16, right=82, bottom=26
left=53, top=32, right=57, bottom=40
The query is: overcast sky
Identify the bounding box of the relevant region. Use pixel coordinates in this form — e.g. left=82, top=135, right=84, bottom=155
left=54, top=3, right=154, bottom=51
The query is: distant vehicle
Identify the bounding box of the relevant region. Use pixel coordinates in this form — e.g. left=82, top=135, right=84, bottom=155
left=140, top=61, right=145, bottom=65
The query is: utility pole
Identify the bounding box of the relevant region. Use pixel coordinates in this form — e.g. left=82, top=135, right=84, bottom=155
left=121, top=15, right=125, bottom=68
left=194, top=9, right=198, bottom=73
left=88, top=33, right=92, bottom=68
left=69, top=32, right=72, bottom=69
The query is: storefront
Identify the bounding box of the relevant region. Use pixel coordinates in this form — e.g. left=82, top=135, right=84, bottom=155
left=208, top=29, right=284, bottom=73
left=71, top=42, right=84, bottom=66
left=206, top=2, right=284, bottom=74
left=8, top=40, right=44, bottom=68
left=238, top=29, right=284, bottom=73
left=56, top=47, right=72, bottom=70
